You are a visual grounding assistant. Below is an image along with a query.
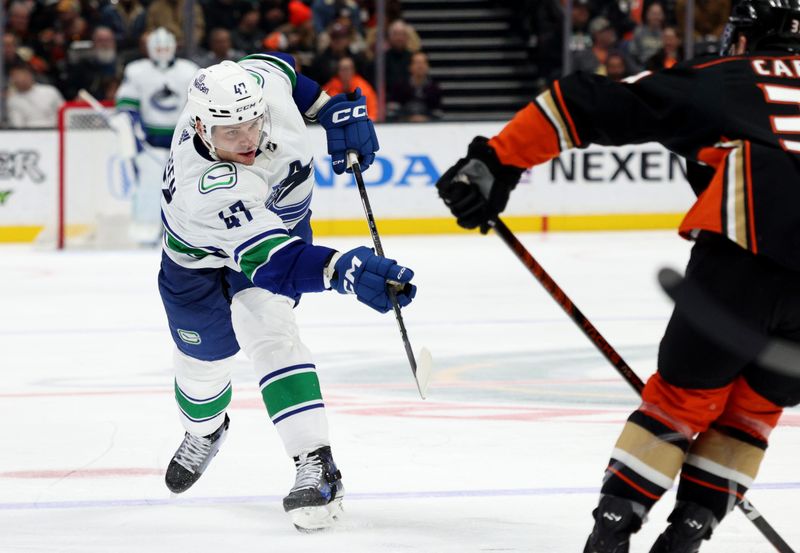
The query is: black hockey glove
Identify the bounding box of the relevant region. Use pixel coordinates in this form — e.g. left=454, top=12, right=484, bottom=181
left=436, top=136, right=524, bottom=234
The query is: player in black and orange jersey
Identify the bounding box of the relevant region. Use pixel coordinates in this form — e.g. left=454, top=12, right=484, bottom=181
left=437, top=1, right=800, bottom=552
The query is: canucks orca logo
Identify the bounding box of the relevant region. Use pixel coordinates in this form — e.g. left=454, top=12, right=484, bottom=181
left=150, top=84, right=181, bottom=112
left=266, top=160, right=313, bottom=224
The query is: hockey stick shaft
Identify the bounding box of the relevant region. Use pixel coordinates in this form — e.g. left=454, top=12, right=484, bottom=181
left=347, top=152, right=427, bottom=399
left=489, top=218, right=794, bottom=553
left=78, top=88, right=161, bottom=164
left=490, top=218, right=644, bottom=393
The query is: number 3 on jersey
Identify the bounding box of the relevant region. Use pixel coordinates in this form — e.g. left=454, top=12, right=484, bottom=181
left=759, top=83, right=800, bottom=152
left=218, top=200, right=253, bottom=229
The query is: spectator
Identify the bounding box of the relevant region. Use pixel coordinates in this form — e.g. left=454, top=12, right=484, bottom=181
left=316, top=9, right=367, bottom=55
left=4, top=34, right=27, bottom=79
left=192, top=28, right=244, bottom=67
left=573, top=16, right=620, bottom=74
left=258, top=3, right=315, bottom=67
left=569, top=0, right=593, bottom=55
left=605, top=50, right=629, bottom=81
left=63, top=26, right=120, bottom=101
left=280, top=2, right=316, bottom=71
left=307, top=22, right=370, bottom=86
left=7, top=64, right=64, bottom=128
left=288, top=0, right=314, bottom=31
left=55, top=0, right=89, bottom=43
left=387, top=51, right=442, bottom=122
left=384, top=19, right=413, bottom=93
left=363, top=3, right=421, bottom=60
left=323, top=56, right=379, bottom=120
left=675, top=0, right=730, bottom=46
left=647, top=25, right=683, bottom=70
left=146, top=0, right=205, bottom=47
left=261, top=0, right=288, bottom=35
left=312, top=0, right=362, bottom=35
left=99, top=0, right=146, bottom=52
left=628, top=2, right=665, bottom=68
left=7, top=2, right=36, bottom=49
left=202, top=0, right=251, bottom=34
left=231, top=9, right=265, bottom=54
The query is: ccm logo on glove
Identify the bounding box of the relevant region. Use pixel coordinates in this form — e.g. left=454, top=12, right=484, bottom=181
left=330, top=246, right=416, bottom=313
left=332, top=105, right=368, bottom=123
left=343, top=255, right=362, bottom=294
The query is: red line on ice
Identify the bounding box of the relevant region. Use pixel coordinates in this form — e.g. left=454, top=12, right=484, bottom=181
left=0, top=468, right=163, bottom=479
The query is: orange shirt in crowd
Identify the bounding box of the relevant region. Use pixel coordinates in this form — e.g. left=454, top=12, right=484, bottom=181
left=322, top=76, right=380, bottom=121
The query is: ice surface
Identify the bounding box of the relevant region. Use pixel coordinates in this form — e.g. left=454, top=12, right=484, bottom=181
left=1, top=232, right=798, bottom=552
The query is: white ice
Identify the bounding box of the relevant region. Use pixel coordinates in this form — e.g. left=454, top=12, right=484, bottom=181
left=1, top=231, right=798, bottom=553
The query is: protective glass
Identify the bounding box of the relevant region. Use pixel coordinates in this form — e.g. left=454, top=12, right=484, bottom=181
left=209, top=114, right=266, bottom=154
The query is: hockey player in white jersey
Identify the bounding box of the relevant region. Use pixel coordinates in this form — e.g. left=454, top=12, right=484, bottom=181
left=113, top=28, right=198, bottom=243
left=158, top=55, right=416, bottom=532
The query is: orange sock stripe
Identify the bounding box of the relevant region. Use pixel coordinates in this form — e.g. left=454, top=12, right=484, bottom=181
left=680, top=472, right=745, bottom=501
left=553, top=80, right=582, bottom=147
left=606, top=465, right=662, bottom=500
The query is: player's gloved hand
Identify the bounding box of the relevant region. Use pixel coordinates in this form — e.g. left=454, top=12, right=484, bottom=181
left=329, top=246, right=416, bottom=314
left=109, top=110, right=146, bottom=158
left=317, top=88, right=379, bottom=175
left=436, top=136, right=524, bottom=234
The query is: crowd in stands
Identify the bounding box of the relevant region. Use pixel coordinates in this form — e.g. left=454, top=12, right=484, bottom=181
left=2, top=0, right=735, bottom=128
left=517, top=0, right=728, bottom=83
left=1, top=0, right=443, bottom=127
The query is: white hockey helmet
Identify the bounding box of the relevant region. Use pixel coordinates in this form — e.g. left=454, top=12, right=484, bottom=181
left=187, top=60, right=267, bottom=157
left=147, top=27, right=176, bottom=68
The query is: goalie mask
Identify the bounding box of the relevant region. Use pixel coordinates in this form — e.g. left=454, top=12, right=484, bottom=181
left=187, top=61, right=268, bottom=159
left=147, top=27, right=176, bottom=68
left=721, top=0, right=800, bottom=55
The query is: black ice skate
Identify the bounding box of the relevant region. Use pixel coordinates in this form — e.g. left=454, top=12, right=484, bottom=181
left=165, top=415, right=229, bottom=494
left=649, top=502, right=716, bottom=553
left=282, top=446, right=344, bottom=532
left=583, top=495, right=644, bottom=553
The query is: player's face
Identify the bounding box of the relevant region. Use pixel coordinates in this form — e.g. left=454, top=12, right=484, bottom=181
left=210, top=115, right=265, bottom=165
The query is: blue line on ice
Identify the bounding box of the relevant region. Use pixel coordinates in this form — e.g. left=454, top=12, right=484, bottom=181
left=2, top=482, right=799, bottom=511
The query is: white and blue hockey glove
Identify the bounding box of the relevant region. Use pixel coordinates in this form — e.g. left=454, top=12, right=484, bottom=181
left=329, top=246, right=416, bottom=314
left=317, top=88, right=379, bottom=175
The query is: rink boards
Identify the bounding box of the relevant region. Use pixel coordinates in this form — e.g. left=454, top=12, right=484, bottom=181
left=0, top=122, right=695, bottom=242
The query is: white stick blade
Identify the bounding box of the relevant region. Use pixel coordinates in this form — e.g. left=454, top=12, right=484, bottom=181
left=415, top=347, right=433, bottom=399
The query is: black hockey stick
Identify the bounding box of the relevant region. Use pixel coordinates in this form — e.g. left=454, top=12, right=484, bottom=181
left=489, top=217, right=644, bottom=392
left=487, top=217, right=795, bottom=553
left=346, top=152, right=432, bottom=399
left=659, top=267, right=800, bottom=378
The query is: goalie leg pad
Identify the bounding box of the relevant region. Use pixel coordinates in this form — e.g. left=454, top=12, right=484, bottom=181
left=231, top=287, right=330, bottom=457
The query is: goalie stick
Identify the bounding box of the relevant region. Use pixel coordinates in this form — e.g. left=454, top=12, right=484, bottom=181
left=488, top=217, right=795, bottom=553
left=346, top=152, right=433, bottom=399
left=659, top=267, right=800, bottom=378
left=77, top=88, right=161, bottom=163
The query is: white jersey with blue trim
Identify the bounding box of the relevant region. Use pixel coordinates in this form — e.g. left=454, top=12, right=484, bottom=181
left=116, top=58, right=199, bottom=139
left=161, top=55, right=317, bottom=277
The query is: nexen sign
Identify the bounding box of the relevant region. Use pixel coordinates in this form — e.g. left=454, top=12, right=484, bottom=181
left=311, top=148, right=687, bottom=189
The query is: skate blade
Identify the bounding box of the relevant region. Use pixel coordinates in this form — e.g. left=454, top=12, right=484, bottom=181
left=289, top=498, right=344, bottom=533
